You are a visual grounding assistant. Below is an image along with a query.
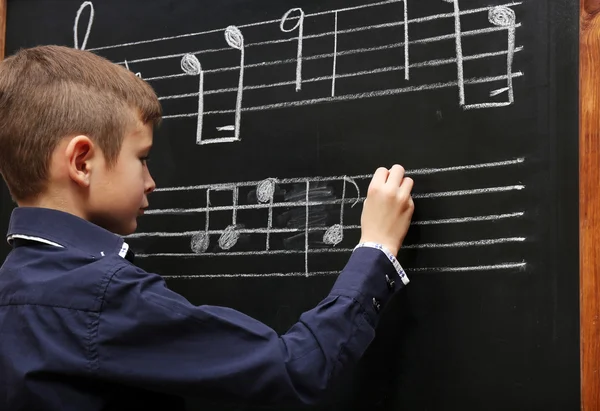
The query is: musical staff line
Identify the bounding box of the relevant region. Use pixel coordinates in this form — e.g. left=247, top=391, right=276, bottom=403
left=145, top=184, right=523, bottom=216
left=153, top=158, right=524, bottom=193
left=160, top=72, right=522, bottom=119
left=86, top=0, right=521, bottom=53
left=125, top=212, right=524, bottom=239
left=161, top=262, right=528, bottom=279
left=145, top=24, right=521, bottom=83
left=157, top=47, right=522, bottom=101
left=134, top=237, right=526, bottom=258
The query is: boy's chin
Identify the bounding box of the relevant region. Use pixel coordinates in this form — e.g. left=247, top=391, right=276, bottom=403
left=107, top=219, right=138, bottom=237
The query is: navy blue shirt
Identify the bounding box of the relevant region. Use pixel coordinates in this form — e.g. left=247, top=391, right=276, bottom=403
left=0, top=207, right=406, bottom=410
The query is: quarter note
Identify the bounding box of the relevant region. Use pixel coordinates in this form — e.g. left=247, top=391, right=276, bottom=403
left=280, top=8, right=305, bottom=92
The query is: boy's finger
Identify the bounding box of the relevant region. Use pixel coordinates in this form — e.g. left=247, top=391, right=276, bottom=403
left=370, top=167, right=390, bottom=187
left=399, top=177, right=414, bottom=196
left=386, top=164, right=405, bottom=187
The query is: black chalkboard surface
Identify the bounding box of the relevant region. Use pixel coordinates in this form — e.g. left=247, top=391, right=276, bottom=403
left=0, top=0, right=580, bottom=410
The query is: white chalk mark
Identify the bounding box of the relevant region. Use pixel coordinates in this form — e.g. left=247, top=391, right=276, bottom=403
left=490, top=87, right=510, bottom=97
left=187, top=74, right=523, bottom=117
left=256, top=179, right=277, bottom=250
left=180, top=54, right=205, bottom=145
left=161, top=262, right=527, bottom=279
left=136, top=237, right=527, bottom=258
left=157, top=47, right=523, bottom=101
left=161, top=262, right=527, bottom=278
left=191, top=231, right=210, bottom=254
left=119, top=8, right=523, bottom=68
left=147, top=23, right=521, bottom=83
left=412, top=212, right=524, bottom=225
left=161, top=72, right=523, bottom=120
left=216, top=186, right=241, bottom=250
left=488, top=6, right=516, bottom=105
left=305, top=180, right=310, bottom=276
left=86, top=0, right=404, bottom=52
left=323, top=177, right=360, bottom=246
left=218, top=225, right=240, bottom=250
left=152, top=158, right=524, bottom=193
left=280, top=8, right=305, bottom=92
left=257, top=178, right=277, bottom=203
left=450, top=1, right=518, bottom=110
left=145, top=184, right=524, bottom=216
left=412, top=185, right=524, bottom=199
left=409, top=262, right=527, bottom=273
left=73, top=1, right=94, bottom=50
left=191, top=189, right=212, bottom=254
left=124, top=60, right=142, bottom=78
left=447, top=0, right=466, bottom=106
left=222, top=26, right=245, bottom=143
left=331, top=12, right=339, bottom=97
left=217, top=126, right=235, bottom=132
left=124, top=211, right=525, bottom=239
left=401, top=0, right=409, bottom=80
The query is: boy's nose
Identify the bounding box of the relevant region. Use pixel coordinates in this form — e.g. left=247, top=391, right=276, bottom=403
left=145, top=171, right=156, bottom=194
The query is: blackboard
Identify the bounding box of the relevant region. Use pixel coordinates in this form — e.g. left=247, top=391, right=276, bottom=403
left=0, top=0, right=582, bottom=410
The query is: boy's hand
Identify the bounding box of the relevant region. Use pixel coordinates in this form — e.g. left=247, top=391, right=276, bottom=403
left=359, top=165, right=414, bottom=256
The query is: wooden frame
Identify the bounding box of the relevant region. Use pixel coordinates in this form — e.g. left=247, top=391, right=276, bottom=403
left=0, top=0, right=5, bottom=60
left=580, top=0, right=600, bottom=410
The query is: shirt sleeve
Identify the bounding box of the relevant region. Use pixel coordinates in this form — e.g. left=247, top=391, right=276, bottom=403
left=94, top=247, right=406, bottom=406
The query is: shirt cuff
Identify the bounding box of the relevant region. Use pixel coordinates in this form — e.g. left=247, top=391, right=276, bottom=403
left=353, top=242, right=409, bottom=285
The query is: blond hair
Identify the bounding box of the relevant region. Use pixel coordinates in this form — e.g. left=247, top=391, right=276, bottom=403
left=0, top=45, right=162, bottom=201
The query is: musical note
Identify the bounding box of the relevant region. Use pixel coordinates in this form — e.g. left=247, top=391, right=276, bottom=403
left=191, top=189, right=211, bottom=254
left=280, top=8, right=305, bottom=92
left=323, top=177, right=360, bottom=246
left=81, top=0, right=525, bottom=131
left=180, top=54, right=204, bottom=145
left=486, top=6, right=516, bottom=104
left=256, top=178, right=277, bottom=250
left=222, top=26, right=245, bottom=143
left=447, top=0, right=518, bottom=109
left=123, top=60, right=143, bottom=78
left=73, top=1, right=94, bottom=50
left=191, top=186, right=242, bottom=253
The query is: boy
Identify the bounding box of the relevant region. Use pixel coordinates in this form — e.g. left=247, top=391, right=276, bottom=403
left=0, top=45, right=414, bottom=410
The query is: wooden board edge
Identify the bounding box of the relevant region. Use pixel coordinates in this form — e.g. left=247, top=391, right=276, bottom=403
left=580, top=1, right=600, bottom=410
left=0, top=0, right=5, bottom=60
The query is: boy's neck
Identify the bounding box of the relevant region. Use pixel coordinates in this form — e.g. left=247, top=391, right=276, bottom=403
left=18, top=190, right=88, bottom=222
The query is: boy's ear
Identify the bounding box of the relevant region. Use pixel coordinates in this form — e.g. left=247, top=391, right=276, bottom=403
left=65, top=135, right=96, bottom=187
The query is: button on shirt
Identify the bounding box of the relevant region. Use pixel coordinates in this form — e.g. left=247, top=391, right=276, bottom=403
left=0, top=207, right=407, bottom=411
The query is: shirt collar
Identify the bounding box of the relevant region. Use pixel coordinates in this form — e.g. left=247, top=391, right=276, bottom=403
left=6, top=207, right=131, bottom=260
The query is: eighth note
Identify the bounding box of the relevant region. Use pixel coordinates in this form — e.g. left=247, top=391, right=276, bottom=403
left=124, top=60, right=142, bottom=79
left=323, top=177, right=360, bottom=246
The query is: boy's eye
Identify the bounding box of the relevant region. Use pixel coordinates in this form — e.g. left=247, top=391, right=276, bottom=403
left=140, top=156, right=150, bottom=165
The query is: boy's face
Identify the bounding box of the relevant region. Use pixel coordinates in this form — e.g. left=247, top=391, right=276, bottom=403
left=88, top=118, right=155, bottom=235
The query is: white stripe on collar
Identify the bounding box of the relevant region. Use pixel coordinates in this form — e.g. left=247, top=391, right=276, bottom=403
left=7, top=234, right=64, bottom=248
